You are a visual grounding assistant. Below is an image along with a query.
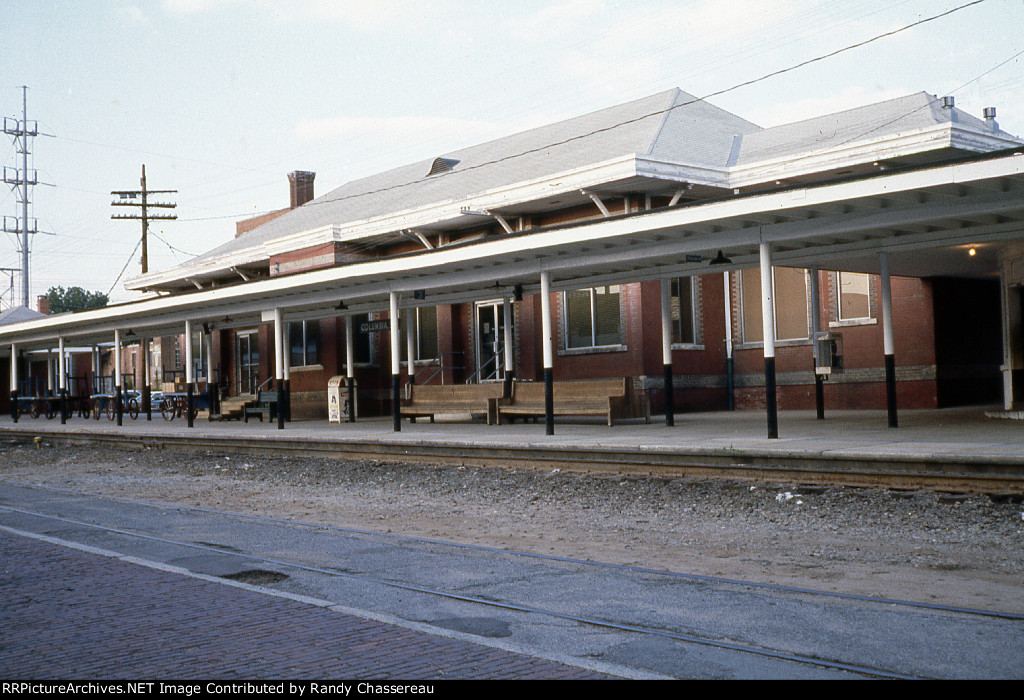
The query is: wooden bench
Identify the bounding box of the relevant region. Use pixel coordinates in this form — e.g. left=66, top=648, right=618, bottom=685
left=243, top=391, right=278, bottom=423
left=497, top=377, right=650, bottom=426
left=400, top=383, right=506, bottom=425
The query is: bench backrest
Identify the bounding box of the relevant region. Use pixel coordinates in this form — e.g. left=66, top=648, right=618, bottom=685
left=513, top=377, right=626, bottom=403
left=258, top=391, right=279, bottom=403
left=409, top=383, right=505, bottom=402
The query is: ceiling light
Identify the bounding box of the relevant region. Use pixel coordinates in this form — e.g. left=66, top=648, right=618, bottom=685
left=709, top=250, right=733, bottom=266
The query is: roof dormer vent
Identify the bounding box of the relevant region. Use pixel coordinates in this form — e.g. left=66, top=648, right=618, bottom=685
left=427, top=157, right=460, bottom=176
left=942, top=96, right=955, bottom=109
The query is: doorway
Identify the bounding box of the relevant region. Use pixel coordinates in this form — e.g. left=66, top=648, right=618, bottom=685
left=236, top=331, right=259, bottom=395
left=474, top=300, right=512, bottom=383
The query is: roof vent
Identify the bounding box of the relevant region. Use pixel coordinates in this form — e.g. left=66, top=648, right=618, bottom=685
left=427, top=157, right=459, bottom=176
left=942, top=96, right=955, bottom=109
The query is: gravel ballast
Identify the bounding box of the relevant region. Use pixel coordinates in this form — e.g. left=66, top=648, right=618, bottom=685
left=2, top=440, right=1022, bottom=614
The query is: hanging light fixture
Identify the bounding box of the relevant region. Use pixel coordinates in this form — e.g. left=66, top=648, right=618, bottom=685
left=709, top=250, right=733, bottom=266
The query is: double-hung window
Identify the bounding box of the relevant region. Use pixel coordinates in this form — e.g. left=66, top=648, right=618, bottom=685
left=400, top=306, right=440, bottom=361
left=670, top=277, right=697, bottom=345
left=565, top=285, right=622, bottom=349
left=289, top=320, right=321, bottom=367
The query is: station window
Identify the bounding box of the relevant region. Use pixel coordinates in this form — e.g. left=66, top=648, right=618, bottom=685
left=740, top=267, right=809, bottom=343
left=671, top=277, right=698, bottom=345
left=400, top=306, right=439, bottom=361
left=288, top=320, right=321, bottom=367
left=565, top=286, right=622, bottom=349
left=838, top=272, right=872, bottom=321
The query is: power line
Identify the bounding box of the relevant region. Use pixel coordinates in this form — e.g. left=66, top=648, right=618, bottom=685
left=260, top=0, right=993, bottom=214
left=107, top=238, right=142, bottom=297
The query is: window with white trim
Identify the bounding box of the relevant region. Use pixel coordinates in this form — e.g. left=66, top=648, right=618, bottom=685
left=564, top=286, right=622, bottom=349
left=399, top=306, right=439, bottom=361
left=838, top=272, right=872, bottom=321
left=670, top=277, right=698, bottom=345
left=740, top=267, right=809, bottom=343
left=288, top=320, right=321, bottom=367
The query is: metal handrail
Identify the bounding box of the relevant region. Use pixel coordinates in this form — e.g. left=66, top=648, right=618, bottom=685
left=465, top=345, right=505, bottom=384
left=406, top=351, right=464, bottom=387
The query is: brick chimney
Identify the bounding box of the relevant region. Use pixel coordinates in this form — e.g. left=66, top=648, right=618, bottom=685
left=37, top=295, right=49, bottom=315
left=288, top=171, right=316, bottom=209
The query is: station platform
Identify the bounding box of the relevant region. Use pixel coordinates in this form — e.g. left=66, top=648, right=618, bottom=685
left=2, top=406, right=1022, bottom=490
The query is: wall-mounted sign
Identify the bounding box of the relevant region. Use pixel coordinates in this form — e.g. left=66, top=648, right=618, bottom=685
left=359, top=319, right=391, bottom=333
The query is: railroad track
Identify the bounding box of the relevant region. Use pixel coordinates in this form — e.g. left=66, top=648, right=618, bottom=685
left=2, top=480, right=1022, bottom=679
left=5, top=425, right=1024, bottom=494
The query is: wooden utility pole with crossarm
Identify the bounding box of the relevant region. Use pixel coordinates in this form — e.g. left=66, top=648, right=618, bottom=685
left=111, top=165, right=177, bottom=274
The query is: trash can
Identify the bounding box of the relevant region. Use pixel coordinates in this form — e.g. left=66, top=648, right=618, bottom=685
left=327, top=376, right=356, bottom=423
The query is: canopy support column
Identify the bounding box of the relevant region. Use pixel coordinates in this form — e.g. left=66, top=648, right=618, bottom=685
left=503, top=295, right=514, bottom=397
left=406, top=307, right=416, bottom=423
left=810, top=266, right=825, bottom=420
left=880, top=252, right=898, bottom=428
left=345, top=315, right=356, bottom=422
left=10, top=343, right=18, bottom=423
left=272, top=310, right=284, bottom=430
left=184, top=321, right=194, bottom=428
left=540, top=270, right=554, bottom=436
left=660, top=278, right=675, bottom=426
left=723, top=271, right=735, bottom=411
left=390, top=292, right=401, bottom=432
left=114, top=329, right=123, bottom=426
left=759, top=242, right=778, bottom=439
left=58, top=337, right=67, bottom=424
left=142, top=337, right=152, bottom=420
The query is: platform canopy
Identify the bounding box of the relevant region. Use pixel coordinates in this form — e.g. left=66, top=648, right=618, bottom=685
left=2, top=148, right=1024, bottom=354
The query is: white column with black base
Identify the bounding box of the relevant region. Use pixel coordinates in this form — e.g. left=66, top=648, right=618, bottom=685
left=810, top=266, right=824, bottom=420
left=390, top=291, right=401, bottom=432
left=540, top=270, right=554, bottom=436
left=879, top=252, right=898, bottom=428
left=58, top=337, right=67, bottom=424
left=272, top=309, right=284, bottom=430
left=10, top=343, right=18, bottom=423
left=503, top=295, right=514, bottom=397
left=660, top=278, right=674, bottom=426
left=345, top=315, right=356, bottom=422
left=184, top=321, right=195, bottom=428
left=759, top=242, right=778, bottom=439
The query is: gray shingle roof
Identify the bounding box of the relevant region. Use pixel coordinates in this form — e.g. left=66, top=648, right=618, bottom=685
left=732, top=92, right=1016, bottom=165
left=144, top=88, right=1020, bottom=283
left=0, top=305, right=45, bottom=326
left=182, top=89, right=759, bottom=267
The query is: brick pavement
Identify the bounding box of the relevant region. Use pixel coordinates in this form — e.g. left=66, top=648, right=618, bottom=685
left=0, top=532, right=611, bottom=680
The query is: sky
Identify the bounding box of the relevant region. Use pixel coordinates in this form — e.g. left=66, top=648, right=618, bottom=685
left=1, top=0, right=1023, bottom=306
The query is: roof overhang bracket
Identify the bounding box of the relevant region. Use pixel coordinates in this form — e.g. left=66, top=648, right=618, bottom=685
left=669, top=183, right=693, bottom=207
left=401, top=229, right=435, bottom=249
left=231, top=267, right=251, bottom=281
left=186, top=278, right=203, bottom=290
left=460, top=208, right=515, bottom=234
left=581, top=190, right=611, bottom=217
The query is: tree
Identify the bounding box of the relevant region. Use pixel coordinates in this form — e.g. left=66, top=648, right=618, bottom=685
left=46, top=286, right=109, bottom=314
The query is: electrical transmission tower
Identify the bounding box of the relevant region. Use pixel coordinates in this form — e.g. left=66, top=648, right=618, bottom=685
left=2, top=86, right=52, bottom=307
left=111, top=164, right=177, bottom=275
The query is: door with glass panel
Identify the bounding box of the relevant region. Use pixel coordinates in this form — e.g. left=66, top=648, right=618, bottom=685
left=475, top=301, right=511, bottom=382
left=236, top=331, right=259, bottom=395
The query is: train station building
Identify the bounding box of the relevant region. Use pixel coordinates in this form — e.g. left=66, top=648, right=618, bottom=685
left=2, top=88, right=1024, bottom=437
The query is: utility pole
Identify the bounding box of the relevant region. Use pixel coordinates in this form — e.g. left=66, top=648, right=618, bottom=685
left=111, top=164, right=177, bottom=274
left=2, top=86, right=52, bottom=307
